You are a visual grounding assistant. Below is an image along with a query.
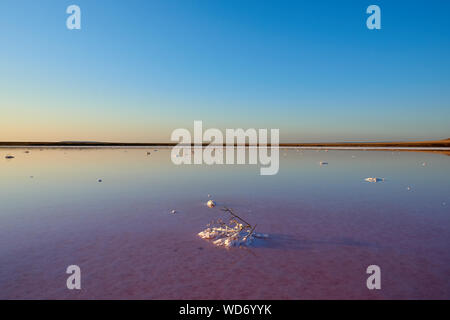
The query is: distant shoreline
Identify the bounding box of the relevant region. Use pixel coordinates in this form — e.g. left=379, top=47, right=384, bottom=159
left=0, top=139, right=449, bottom=148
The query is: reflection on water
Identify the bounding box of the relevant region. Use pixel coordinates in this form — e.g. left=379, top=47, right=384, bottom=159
left=0, top=148, right=449, bottom=299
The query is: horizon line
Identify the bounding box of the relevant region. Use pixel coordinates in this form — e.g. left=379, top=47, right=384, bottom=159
left=0, top=138, right=449, bottom=148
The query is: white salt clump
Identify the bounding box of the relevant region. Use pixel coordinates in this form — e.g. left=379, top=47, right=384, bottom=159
left=198, top=219, right=258, bottom=248
left=170, top=209, right=176, bottom=214
left=199, top=205, right=269, bottom=248
left=207, top=200, right=216, bottom=208
left=365, top=177, right=384, bottom=183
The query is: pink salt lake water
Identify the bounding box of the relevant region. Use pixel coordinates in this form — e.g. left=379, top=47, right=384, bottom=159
left=0, top=148, right=449, bottom=299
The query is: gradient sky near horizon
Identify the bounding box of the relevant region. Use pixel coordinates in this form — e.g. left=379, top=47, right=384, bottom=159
left=1, top=0, right=449, bottom=143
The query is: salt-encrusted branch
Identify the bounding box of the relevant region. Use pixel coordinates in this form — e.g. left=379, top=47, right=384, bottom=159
left=221, top=207, right=252, bottom=229
left=198, top=206, right=259, bottom=247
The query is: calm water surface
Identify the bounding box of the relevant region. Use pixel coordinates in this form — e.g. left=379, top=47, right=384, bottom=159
left=0, top=148, right=449, bottom=299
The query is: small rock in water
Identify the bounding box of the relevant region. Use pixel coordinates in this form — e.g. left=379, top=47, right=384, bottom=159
left=365, top=177, right=384, bottom=183
left=5, top=155, right=15, bottom=159
left=24, top=151, right=30, bottom=154
left=98, top=179, right=102, bottom=183
left=207, top=200, right=216, bottom=208
left=147, top=152, right=151, bottom=155
left=170, top=209, right=176, bottom=214
left=319, top=161, right=328, bottom=166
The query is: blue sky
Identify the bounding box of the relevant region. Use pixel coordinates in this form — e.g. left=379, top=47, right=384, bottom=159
left=0, top=0, right=449, bottom=142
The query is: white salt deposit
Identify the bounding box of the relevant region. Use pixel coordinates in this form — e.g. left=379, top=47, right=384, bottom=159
left=198, top=212, right=270, bottom=248
left=207, top=200, right=216, bottom=208
left=198, top=219, right=267, bottom=248
left=198, top=226, right=253, bottom=247
left=365, top=177, right=384, bottom=183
